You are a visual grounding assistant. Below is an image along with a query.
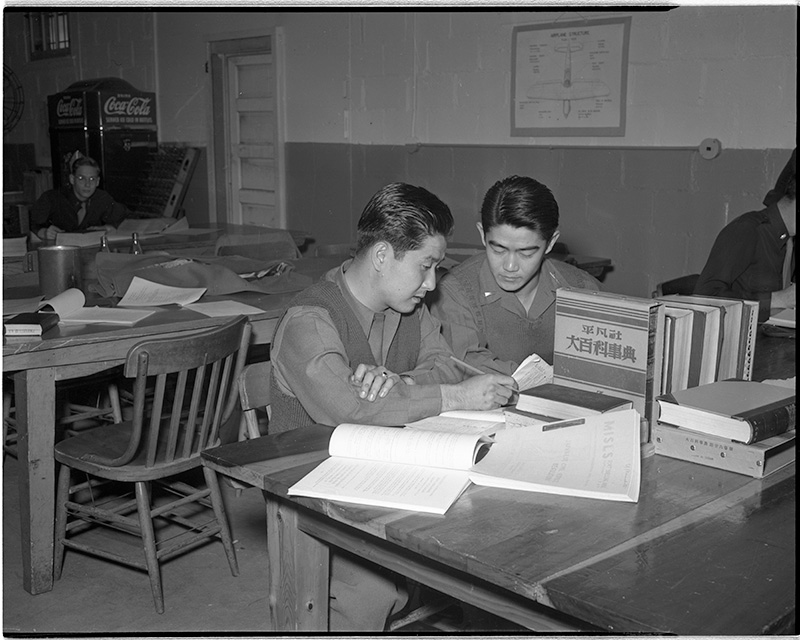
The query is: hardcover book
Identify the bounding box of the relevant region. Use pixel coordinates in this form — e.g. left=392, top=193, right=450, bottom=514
left=737, top=300, right=759, bottom=380
left=553, top=288, right=665, bottom=435
left=654, top=297, right=720, bottom=386
left=662, top=307, right=694, bottom=394
left=660, top=295, right=742, bottom=380
left=3, top=312, right=59, bottom=337
left=288, top=410, right=643, bottom=514
left=513, top=383, right=633, bottom=421
left=653, top=423, right=795, bottom=478
left=656, top=379, right=796, bottom=444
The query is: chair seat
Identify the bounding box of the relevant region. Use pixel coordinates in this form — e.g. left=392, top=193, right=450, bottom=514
left=55, top=421, right=203, bottom=482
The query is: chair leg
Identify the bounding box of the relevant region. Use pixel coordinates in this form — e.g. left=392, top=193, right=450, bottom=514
left=203, top=466, right=239, bottom=577
left=53, top=464, right=72, bottom=580
left=107, top=383, right=123, bottom=423
left=2, top=392, right=9, bottom=463
left=135, top=481, right=164, bottom=614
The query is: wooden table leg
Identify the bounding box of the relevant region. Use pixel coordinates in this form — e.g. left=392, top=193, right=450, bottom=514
left=265, top=494, right=329, bottom=630
left=15, top=367, right=56, bottom=595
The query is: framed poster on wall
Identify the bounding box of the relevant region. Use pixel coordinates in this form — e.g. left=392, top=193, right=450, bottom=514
left=511, top=16, right=631, bottom=137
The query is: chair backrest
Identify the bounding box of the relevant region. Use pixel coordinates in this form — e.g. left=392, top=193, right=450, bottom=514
left=654, top=273, right=700, bottom=298
left=88, top=316, right=251, bottom=468
left=238, top=361, right=271, bottom=439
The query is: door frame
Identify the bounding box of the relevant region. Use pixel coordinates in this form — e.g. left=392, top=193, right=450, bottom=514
left=208, top=28, right=286, bottom=227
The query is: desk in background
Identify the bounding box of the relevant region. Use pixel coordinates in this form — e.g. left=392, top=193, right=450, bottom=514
left=2, top=250, right=336, bottom=596
left=202, top=333, right=795, bottom=633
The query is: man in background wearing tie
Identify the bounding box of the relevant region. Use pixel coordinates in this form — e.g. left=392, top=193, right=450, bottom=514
left=695, top=148, right=795, bottom=322
left=31, top=154, right=129, bottom=243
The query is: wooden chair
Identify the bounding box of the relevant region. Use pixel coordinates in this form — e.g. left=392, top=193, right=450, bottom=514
left=53, top=316, right=251, bottom=614
left=3, top=377, right=122, bottom=462
left=238, top=360, right=271, bottom=440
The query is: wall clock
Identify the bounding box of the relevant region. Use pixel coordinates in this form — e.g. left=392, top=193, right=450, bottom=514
left=4, top=64, right=25, bottom=134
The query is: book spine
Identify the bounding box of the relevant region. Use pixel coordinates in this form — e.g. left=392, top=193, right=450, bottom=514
left=3, top=327, right=42, bottom=336
left=685, top=310, right=705, bottom=388
left=653, top=424, right=796, bottom=478
left=739, top=401, right=796, bottom=444
left=737, top=301, right=758, bottom=381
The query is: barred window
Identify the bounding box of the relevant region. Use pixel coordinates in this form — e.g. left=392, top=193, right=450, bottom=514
left=26, top=11, right=71, bottom=61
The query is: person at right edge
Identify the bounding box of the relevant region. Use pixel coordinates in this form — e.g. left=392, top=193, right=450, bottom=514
left=694, top=148, right=796, bottom=323
left=429, top=175, right=601, bottom=375
left=269, top=182, right=515, bottom=631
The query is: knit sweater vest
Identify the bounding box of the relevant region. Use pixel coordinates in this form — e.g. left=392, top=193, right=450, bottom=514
left=270, top=280, right=421, bottom=431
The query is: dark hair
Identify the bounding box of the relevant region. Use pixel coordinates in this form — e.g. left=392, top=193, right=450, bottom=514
left=71, top=156, right=101, bottom=175
left=356, top=183, right=453, bottom=257
left=480, top=175, right=559, bottom=241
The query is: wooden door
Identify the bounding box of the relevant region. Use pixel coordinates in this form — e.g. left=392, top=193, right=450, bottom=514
left=226, top=53, right=279, bottom=227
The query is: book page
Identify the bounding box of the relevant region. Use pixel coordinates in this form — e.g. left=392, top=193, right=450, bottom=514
left=469, top=409, right=641, bottom=502
left=287, top=457, right=472, bottom=515
left=329, top=423, right=490, bottom=471
left=58, top=306, right=157, bottom=326
left=4, top=295, right=44, bottom=317
left=405, top=415, right=504, bottom=436
left=766, top=308, right=795, bottom=328
left=39, top=288, right=85, bottom=317
left=118, top=276, right=206, bottom=307
left=438, top=408, right=506, bottom=422
left=183, top=301, right=265, bottom=317
left=513, top=353, right=553, bottom=390
left=55, top=230, right=106, bottom=247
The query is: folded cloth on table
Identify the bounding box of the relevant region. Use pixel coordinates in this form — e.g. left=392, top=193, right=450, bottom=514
left=94, top=253, right=312, bottom=298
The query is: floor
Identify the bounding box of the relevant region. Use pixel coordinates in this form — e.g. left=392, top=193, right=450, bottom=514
left=2, top=451, right=526, bottom=637
left=3, top=454, right=273, bottom=636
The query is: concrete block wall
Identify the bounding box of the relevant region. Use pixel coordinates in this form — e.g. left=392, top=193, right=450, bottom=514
left=286, top=143, right=792, bottom=298
left=3, top=11, right=156, bottom=166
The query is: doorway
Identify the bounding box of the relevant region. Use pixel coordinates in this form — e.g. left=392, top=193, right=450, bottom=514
left=209, top=32, right=286, bottom=227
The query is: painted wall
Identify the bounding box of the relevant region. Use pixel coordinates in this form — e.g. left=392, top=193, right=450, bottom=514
left=4, top=8, right=796, bottom=297
left=3, top=11, right=156, bottom=166
left=283, top=8, right=796, bottom=148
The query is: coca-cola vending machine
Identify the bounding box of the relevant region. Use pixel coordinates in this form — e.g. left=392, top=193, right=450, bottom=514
left=47, top=77, right=158, bottom=207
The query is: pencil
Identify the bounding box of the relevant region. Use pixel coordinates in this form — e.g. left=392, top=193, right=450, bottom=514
left=449, top=355, right=486, bottom=376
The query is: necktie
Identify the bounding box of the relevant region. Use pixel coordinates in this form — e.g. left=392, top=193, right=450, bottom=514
left=368, top=312, right=385, bottom=365
left=782, top=236, right=794, bottom=288
left=76, top=201, right=87, bottom=226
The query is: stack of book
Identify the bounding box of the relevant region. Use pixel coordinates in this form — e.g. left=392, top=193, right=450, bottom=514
left=655, top=294, right=758, bottom=392
left=654, top=379, right=796, bottom=478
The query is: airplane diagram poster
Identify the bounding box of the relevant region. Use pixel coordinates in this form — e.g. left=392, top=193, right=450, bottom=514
left=511, top=17, right=631, bottom=137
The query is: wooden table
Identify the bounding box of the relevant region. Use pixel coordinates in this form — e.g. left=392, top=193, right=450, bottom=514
left=3, top=253, right=341, bottom=595
left=201, top=333, right=795, bottom=633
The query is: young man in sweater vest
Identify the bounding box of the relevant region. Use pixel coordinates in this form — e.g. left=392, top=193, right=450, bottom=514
left=429, top=175, right=601, bottom=372
left=270, top=182, right=515, bottom=630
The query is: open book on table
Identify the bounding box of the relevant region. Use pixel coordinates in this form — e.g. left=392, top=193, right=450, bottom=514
left=287, top=409, right=642, bottom=515
left=38, top=288, right=156, bottom=326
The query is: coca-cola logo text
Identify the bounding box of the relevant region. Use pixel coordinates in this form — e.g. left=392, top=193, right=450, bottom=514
left=104, top=96, right=152, bottom=117
left=56, top=97, right=83, bottom=118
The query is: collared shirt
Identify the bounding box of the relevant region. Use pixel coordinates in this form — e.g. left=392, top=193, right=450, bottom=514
left=429, top=255, right=601, bottom=373
left=695, top=204, right=792, bottom=322
left=271, top=261, right=465, bottom=427
left=30, top=186, right=128, bottom=233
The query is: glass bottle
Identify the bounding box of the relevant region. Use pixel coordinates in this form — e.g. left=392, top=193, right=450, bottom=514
left=99, top=235, right=111, bottom=253
left=130, top=232, right=143, bottom=255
